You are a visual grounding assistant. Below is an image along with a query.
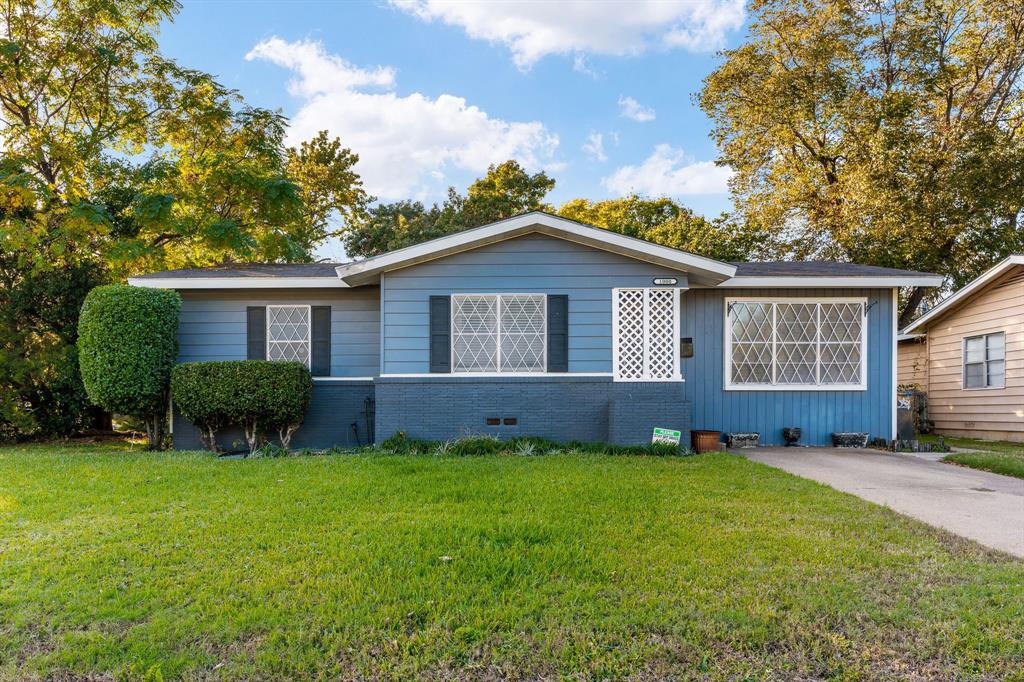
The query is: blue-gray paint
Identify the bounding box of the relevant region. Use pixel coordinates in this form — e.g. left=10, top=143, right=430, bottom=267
left=374, top=376, right=691, bottom=446
left=381, top=234, right=689, bottom=374
left=173, top=381, right=375, bottom=450
left=177, top=288, right=380, bottom=377
left=679, top=287, right=894, bottom=445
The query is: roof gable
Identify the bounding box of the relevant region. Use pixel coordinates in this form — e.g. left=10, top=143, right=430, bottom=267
left=902, top=255, right=1024, bottom=333
left=333, top=211, right=737, bottom=287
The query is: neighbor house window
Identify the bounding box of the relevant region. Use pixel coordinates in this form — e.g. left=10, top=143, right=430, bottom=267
left=613, top=288, right=681, bottom=381
left=725, top=298, right=865, bottom=389
left=267, top=305, right=311, bottom=367
left=963, top=332, right=1004, bottom=389
left=451, top=294, right=546, bottom=373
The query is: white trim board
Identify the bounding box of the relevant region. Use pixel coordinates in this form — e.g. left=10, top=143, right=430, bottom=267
left=128, top=277, right=350, bottom=289
left=902, top=255, right=1023, bottom=333
left=335, top=212, right=736, bottom=287
left=718, top=275, right=944, bottom=289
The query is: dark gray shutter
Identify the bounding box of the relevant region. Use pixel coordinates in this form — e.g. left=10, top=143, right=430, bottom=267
left=247, top=307, right=266, bottom=360
left=429, top=296, right=451, bottom=373
left=311, top=306, right=331, bottom=376
left=547, top=295, right=569, bottom=372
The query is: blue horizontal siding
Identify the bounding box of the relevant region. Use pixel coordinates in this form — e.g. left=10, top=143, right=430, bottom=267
left=176, top=288, right=380, bottom=377
left=381, top=234, right=689, bottom=374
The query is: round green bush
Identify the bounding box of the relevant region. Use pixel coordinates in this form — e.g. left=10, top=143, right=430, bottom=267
left=78, top=284, right=180, bottom=447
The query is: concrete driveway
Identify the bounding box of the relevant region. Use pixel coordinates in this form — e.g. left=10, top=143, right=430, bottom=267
left=742, top=447, right=1024, bottom=558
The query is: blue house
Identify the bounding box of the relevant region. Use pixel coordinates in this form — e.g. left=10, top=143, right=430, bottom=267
left=129, top=212, right=942, bottom=449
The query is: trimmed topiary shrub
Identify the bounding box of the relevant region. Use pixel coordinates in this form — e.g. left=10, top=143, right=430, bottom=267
left=78, top=285, right=181, bottom=449
left=170, top=360, right=312, bottom=452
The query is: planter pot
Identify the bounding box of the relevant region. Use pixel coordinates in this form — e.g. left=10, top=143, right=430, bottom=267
left=726, top=432, right=760, bottom=448
left=832, top=432, right=869, bottom=448
left=782, top=427, right=802, bottom=446
left=691, top=430, right=722, bottom=453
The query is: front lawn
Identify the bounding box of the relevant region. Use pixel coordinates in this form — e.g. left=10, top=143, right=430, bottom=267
left=923, top=434, right=1024, bottom=479
left=1, top=445, right=1022, bottom=680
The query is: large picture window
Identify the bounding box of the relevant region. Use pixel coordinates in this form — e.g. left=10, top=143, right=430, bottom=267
left=451, top=294, right=546, bottom=373
left=267, top=305, right=311, bottom=367
left=613, top=288, right=681, bottom=381
left=726, top=298, right=865, bottom=389
left=963, top=332, right=1004, bottom=389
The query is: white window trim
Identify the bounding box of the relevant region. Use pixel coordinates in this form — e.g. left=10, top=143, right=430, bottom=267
left=266, top=304, right=312, bottom=368
left=612, top=287, right=683, bottom=382
left=450, top=293, right=548, bottom=375
left=961, top=331, right=1005, bottom=390
left=723, top=296, right=868, bottom=391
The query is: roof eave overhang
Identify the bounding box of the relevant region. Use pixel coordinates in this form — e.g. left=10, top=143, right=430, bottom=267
left=128, top=277, right=351, bottom=289
left=716, top=275, right=945, bottom=289
left=902, top=255, right=1024, bottom=333
left=336, top=213, right=737, bottom=287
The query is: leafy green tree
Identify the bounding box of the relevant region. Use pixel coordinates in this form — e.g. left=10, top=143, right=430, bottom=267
left=343, top=161, right=553, bottom=258
left=559, top=195, right=776, bottom=262
left=78, top=285, right=180, bottom=450
left=700, top=0, right=1024, bottom=326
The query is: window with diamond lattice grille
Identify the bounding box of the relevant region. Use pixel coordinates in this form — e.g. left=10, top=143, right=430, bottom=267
left=726, top=299, right=865, bottom=389
left=613, top=288, right=680, bottom=381
left=267, top=305, right=311, bottom=367
left=451, top=294, right=546, bottom=373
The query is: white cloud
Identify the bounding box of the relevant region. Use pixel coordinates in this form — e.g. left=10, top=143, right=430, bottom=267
left=603, top=144, right=732, bottom=196
left=618, top=96, right=656, bottom=123
left=390, top=0, right=746, bottom=69
left=246, top=37, right=559, bottom=199
left=572, top=54, right=601, bottom=79
left=582, top=132, right=607, bottom=162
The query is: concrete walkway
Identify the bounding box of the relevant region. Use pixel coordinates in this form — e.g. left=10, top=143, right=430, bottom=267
left=741, top=447, right=1024, bottom=558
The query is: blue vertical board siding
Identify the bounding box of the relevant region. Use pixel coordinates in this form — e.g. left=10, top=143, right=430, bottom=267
left=381, top=234, right=689, bottom=374
left=176, top=288, right=380, bottom=377
left=679, top=287, right=894, bottom=445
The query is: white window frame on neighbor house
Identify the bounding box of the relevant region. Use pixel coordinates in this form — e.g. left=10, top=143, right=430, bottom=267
left=962, top=332, right=1005, bottom=390
left=450, top=293, right=547, bottom=374
left=723, top=297, right=868, bottom=391
left=612, top=287, right=682, bottom=382
left=266, top=304, right=312, bottom=368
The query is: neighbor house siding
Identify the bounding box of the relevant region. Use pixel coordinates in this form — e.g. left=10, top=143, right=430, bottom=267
left=923, top=266, right=1024, bottom=441
left=177, top=287, right=380, bottom=377
left=380, top=234, right=690, bottom=375
left=897, top=339, right=929, bottom=387
left=679, top=287, right=895, bottom=446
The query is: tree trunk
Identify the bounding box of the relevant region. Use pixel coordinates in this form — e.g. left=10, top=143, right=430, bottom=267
left=145, top=414, right=166, bottom=450
left=898, top=286, right=928, bottom=329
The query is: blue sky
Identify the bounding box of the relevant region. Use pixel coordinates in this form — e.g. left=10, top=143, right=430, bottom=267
left=159, top=1, right=748, bottom=259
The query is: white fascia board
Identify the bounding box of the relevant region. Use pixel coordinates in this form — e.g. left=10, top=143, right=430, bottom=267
left=128, top=277, right=350, bottom=289
left=335, top=212, right=736, bottom=285
left=896, top=333, right=925, bottom=342
left=902, top=255, right=1024, bottom=333
left=717, top=275, right=945, bottom=288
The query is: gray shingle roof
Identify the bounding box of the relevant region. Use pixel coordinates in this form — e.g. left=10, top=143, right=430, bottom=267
left=133, top=263, right=345, bottom=279
left=732, top=261, right=936, bottom=277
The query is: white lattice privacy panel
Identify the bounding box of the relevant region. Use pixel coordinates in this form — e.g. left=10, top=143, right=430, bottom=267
left=727, top=299, right=865, bottom=387
left=614, top=288, right=680, bottom=381
left=267, top=305, right=311, bottom=366
left=452, top=294, right=546, bottom=373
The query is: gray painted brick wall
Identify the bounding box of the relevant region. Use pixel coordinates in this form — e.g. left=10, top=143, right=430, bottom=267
left=172, top=381, right=375, bottom=450
left=375, top=377, right=691, bottom=446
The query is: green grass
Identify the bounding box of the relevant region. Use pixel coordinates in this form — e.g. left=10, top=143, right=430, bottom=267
left=1, top=445, right=1022, bottom=681
left=923, top=434, right=1024, bottom=479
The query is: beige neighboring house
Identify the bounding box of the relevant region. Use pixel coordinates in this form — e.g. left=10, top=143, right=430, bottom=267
left=899, top=255, right=1024, bottom=442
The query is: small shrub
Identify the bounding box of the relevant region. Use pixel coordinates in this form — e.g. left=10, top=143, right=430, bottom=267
left=78, top=284, right=181, bottom=449
left=171, top=360, right=312, bottom=452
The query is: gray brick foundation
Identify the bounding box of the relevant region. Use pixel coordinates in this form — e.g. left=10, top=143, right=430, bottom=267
left=375, top=377, right=691, bottom=446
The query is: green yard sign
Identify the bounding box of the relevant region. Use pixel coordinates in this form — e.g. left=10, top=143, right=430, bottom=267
left=652, top=427, right=682, bottom=445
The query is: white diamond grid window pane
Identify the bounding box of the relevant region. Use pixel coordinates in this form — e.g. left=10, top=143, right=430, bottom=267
left=776, top=303, right=817, bottom=384
left=452, top=295, right=498, bottom=372
left=614, top=289, right=646, bottom=380
left=500, top=294, right=546, bottom=372
left=819, top=302, right=863, bottom=385
left=267, top=306, right=310, bottom=366
left=729, top=302, right=772, bottom=384
left=647, top=289, right=677, bottom=379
